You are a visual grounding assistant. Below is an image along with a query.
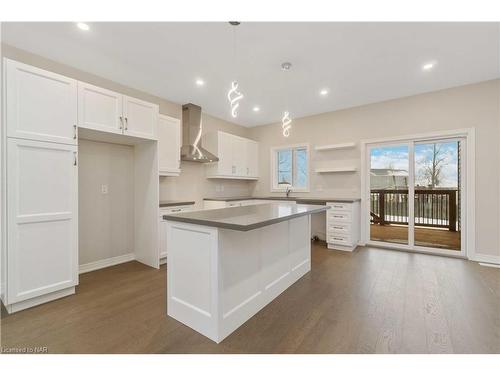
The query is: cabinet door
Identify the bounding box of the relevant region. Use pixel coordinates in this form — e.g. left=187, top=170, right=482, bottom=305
left=77, top=82, right=123, bottom=134
left=123, top=95, right=159, bottom=140
left=5, top=59, right=77, bottom=145
left=231, top=135, right=247, bottom=176
left=159, top=219, right=168, bottom=259
left=217, top=132, right=234, bottom=176
left=7, top=138, right=78, bottom=304
left=158, top=115, right=181, bottom=175
left=246, top=140, right=259, bottom=177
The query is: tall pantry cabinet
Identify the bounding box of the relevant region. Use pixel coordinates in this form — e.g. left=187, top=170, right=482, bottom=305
left=1, top=58, right=161, bottom=313
left=2, top=59, right=79, bottom=313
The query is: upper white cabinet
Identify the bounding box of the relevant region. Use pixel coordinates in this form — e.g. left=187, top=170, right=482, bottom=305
left=6, top=138, right=78, bottom=308
left=123, top=96, right=158, bottom=140
left=246, top=140, right=259, bottom=178
left=158, top=114, right=181, bottom=176
left=5, top=59, right=77, bottom=145
left=77, top=82, right=123, bottom=134
left=77, top=83, right=159, bottom=140
left=203, top=131, right=259, bottom=180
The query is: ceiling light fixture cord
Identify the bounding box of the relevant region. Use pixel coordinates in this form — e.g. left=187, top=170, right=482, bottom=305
left=227, top=22, right=244, bottom=118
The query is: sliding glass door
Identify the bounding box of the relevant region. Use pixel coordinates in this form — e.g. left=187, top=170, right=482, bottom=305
left=367, top=137, right=465, bottom=256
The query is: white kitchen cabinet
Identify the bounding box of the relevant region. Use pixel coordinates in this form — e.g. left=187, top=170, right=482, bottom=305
left=77, top=83, right=158, bottom=140
left=123, top=95, right=159, bottom=140
left=77, top=82, right=123, bottom=134
left=5, top=59, right=77, bottom=145
left=246, top=140, right=259, bottom=178
left=5, top=138, right=78, bottom=312
left=326, top=201, right=360, bottom=251
left=203, top=199, right=282, bottom=210
left=203, top=131, right=259, bottom=180
left=158, top=114, right=181, bottom=176
left=159, top=204, right=194, bottom=262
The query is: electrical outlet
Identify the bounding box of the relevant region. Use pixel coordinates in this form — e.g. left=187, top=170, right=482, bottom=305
left=101, top=184, right=108, bottom=194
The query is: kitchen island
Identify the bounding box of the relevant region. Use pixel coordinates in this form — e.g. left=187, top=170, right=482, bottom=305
left=164, top=202, right=329, bottom=343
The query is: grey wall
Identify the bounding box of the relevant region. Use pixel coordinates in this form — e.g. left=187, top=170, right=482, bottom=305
left=250, top=80, right=500, bottom=257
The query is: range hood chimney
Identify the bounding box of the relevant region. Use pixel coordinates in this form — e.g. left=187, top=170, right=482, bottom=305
left=180, top=103, right=219, bottom=163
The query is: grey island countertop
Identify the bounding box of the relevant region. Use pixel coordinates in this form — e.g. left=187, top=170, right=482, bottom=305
left=163, top=202, right=329, bottom=231
left=159, top=200, right=195, bottom=207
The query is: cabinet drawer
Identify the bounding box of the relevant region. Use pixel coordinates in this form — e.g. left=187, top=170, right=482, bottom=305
left=328, top=234, right=352, bottom=246
left=327, top=211, right=352, bottom=223
left=327, top=222, right=351, bottom=234
left=327, top=202, right=352, bottom=212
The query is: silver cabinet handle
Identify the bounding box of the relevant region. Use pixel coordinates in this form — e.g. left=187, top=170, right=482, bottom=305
left=73, top=124, right=77, bottom=139
left=125, top=117, right=128, bottom=130
left=171, top=208, right=181, bottom=212
left=119, top=116, right=124, bottom=130
left=73, top=152, right=77, bottom=166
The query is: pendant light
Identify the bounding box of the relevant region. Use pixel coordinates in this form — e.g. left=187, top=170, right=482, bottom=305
left=227, top=21, right=244, bottom=118
left=281, top=62, right=292, bottom=137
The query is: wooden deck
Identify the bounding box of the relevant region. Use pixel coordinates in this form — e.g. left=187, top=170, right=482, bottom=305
left=370, top=224, right=461, bottom=250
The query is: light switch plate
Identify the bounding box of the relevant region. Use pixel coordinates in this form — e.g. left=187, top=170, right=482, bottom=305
left=101, top=184, right=108, bottom=194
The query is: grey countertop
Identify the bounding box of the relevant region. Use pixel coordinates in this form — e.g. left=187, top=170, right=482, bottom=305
left=164, top=203, right=329, bottom=231
left=203, top=196, right=361, bottom=204
left=159, top=200, right=196, bottom=207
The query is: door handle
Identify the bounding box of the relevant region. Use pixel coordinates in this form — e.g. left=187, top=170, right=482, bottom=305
left=73, top=124, right=77, bottom=139
left=119, top=116, right=124, bottom=130
left=125, top=117, right=128, bottom=130
left=73, top=152, right=77, bottom=166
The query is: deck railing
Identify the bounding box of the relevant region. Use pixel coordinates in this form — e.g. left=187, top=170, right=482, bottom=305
left=370, top=189, right=458, bottom=231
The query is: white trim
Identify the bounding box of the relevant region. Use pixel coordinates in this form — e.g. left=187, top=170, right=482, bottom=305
left=79, top=253, right=135, bottom=274
left=360, top=128, right=476, bottom=259
left=315, top=167, right=357, bottom=173
left=4, top=287, right=75, bottom=314
left=471, top=253, right=500, bottom=265
left=270, top=143, right=310, bottom=192
left=479, top=262, right=500, bottom=268
left=315, top=142, right=356, bottom=151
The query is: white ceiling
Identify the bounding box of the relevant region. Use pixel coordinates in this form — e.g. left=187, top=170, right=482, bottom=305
left=2, top=22, right=499, bottom=127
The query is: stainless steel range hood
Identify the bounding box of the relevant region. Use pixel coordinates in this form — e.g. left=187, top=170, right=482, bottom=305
left=180, top=103, right=219, bottom=163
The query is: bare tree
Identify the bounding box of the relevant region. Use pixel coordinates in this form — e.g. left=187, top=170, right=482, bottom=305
left=423, top=144, right=447, bottom=188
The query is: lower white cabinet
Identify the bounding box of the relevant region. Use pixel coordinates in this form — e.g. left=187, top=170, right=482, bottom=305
left=5, top=138, right=78, bottom=312
left=159, top=204, right=194, bottom=261
left=326, top=201, right=360, bottom=251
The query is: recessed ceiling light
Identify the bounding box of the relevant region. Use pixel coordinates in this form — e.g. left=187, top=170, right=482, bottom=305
left=76, top=22, right=90, bottom=31
left=319, top=88, right=329, bottom=96
left=195, top=79, right=205, bottom=86
left=253, top=106, right=260, bottom=112
left=422, top=61, right=436, bottom=71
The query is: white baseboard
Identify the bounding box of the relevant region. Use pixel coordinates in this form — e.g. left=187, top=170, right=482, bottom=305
left=471, top=253, right=500, bottom=266
left=79, top=253, right=135, bottom=274
left=470, top=253, right=500, bottom=264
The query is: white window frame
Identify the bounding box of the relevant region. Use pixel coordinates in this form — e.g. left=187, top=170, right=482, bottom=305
left=270, top=143, right=310, bottom=192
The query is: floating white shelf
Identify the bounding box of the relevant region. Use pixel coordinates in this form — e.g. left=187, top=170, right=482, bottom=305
left=315, top=142, right=356, bottom=151
left=315, top=167, right=358, bottom=173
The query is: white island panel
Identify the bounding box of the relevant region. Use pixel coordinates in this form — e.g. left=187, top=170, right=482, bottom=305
left=166, top=214, right=313, bottom=343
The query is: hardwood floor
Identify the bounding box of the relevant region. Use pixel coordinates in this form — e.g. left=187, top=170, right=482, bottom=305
left=1, top=242, right=499, bottom=354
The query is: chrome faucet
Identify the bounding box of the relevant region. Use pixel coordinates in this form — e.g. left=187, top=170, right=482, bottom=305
left=285, top=186, right=292, bottom=198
